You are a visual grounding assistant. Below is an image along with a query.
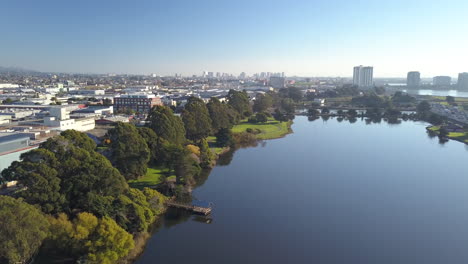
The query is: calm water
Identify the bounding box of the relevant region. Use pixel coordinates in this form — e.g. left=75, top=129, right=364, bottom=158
left=136, top=116, right=468, bottom=264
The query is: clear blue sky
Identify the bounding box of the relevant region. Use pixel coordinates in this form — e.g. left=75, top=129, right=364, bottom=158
left=1, top=0, right=467, bottom=77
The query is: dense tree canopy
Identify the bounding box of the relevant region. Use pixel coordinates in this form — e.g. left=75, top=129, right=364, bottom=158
left=182, top=97, right=212, bottom=141
left=0, top=196, right=49, bottom=264
left=59, top=129, right=96, bottom=152
left=279, top=87, right=303, bottom=102
left=207, top=97, right=233, bottom=133
left=391, top=91, right=416, bottom=104
left=48, top=212, right=134, bottom=264
left=107, top=122, right=150, bottom=180
left=417, top=100, right=431, bottom=114
left=137, top=127, right=167, bottom=165
left=227, top=89, right=252, bottom=118
left=2, top=134, right=128, bottom=215
left=351, top=94, right=387, bottom=108
left=253, top=93, right=273, bottom=113
left=215, top=127, right=234, bottom=147
left=146, top=105, right=186, bottom=145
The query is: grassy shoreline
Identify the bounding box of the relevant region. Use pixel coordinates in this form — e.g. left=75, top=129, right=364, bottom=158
left=426, top=125, right=468, bottom=144
left=231, top=119, right=293, bottom=140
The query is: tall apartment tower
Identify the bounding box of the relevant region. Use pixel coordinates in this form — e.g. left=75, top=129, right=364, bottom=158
left=353, top=66, right=374, bottom=88
left=458, top=72, right=468, bottom=90
left=407, top=71, right=421, bottom=87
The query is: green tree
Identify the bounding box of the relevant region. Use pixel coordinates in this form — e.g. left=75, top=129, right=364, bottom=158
left=2, top=149, right=65, bottom=214
left=0, top=196, right=49, bottom=264
left=2, top=98, right=13, bottom=104
left=182, top=97, right=212, bottom=141
left=417, top=100, right=431, bottom=114
left=446, top=96, right=455, bottom=104
left=253, top=93, right=273, bottom=113
left=280, top=98, right=295, bottom=114
left=288, top=87, right=304, bottom=102
left=215, top=127, right=234, bottom=147
left=197, top=138, right=214, bottom=168
left=439, top=127, right=449, bottom=137
left=308, top=108, right=320, bottom=116
left=255, top=112, right=268, bottom=123
left=227, top=89, right=252, bottom=118
left=146, top=105, right=186, bottom=145
left=60, top=130, right=96, bottom=152
left=137, top=127, right=164, bottom=165
left=85, top=216, right=134, bottom=264
left=107, top=122, right=150, bottom=180
left=47, top=212, right=134, bottom=264
left=207, top=97, right=232, bottom=133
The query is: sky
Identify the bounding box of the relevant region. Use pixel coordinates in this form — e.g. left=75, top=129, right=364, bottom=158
left=1, top=0, right=468, bottom=77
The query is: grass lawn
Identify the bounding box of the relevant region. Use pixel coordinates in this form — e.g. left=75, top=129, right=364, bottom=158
left=447, top=132, right=468, bottom=143
left=232, top=119, right=292, bottom=140
left=427, top=125, right=468, bottom=143
left=128, top=166, right=175, bottom=189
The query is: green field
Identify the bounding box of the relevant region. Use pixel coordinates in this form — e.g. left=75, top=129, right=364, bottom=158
left=128, top=166, right=175, bottom=189
left=231, top=119, right=292, bottom=140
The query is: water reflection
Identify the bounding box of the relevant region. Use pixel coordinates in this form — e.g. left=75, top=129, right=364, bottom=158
left=137, top=117, right=468, bottom=264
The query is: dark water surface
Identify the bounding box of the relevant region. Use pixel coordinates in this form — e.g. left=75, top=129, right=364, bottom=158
left=136, top=116, right=468, bottom=264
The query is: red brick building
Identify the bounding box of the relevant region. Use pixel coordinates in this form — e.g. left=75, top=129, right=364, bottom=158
left=114, top=93, right=162, bottom=113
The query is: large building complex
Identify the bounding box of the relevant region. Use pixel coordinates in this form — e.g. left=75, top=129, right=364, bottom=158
left=114, top=93, right=162, bottom=113
left=353, top=66, right=373, bottom=88
left=433, top=76, right=452, bottom=86
left=407, top=71, right=421, bottom=87
left=269, top=76, right=286, bottom=89
left=458, top=73, right=468, bottom=90
left=44, top=106, right=95, bottom=132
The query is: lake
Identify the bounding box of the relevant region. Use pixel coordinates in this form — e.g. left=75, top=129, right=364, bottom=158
left=136, top=116, right=468, bottom=264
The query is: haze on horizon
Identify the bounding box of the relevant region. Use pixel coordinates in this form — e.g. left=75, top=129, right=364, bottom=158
left=1, top=0, right=467, bottom=77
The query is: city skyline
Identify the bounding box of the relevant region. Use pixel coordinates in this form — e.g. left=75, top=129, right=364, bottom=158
left=1, top=0, right=468, bottom=76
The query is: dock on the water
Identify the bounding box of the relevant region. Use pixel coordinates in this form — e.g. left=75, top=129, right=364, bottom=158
left=166, top=200, right=213, bottom=215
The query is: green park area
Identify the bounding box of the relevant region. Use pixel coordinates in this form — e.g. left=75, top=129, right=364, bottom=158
left=128, top=166, right=175, bottom=189
left=231, top=119, right=292, bottom=140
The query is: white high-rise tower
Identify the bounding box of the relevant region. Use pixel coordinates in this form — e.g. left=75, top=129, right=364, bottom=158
left=353, top=66, right=374, bottom=88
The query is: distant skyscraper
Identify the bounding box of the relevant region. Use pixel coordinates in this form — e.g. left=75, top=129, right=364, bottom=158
left=433, top=76, right=451, bottom=86
left=407, top=71, right=421, bottom=87
left=457, top=73, right=468, bottom=90
left=353, top=66, right=373, bottom=88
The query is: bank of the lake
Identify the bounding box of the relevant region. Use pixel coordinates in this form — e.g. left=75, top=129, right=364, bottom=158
left=231, top=119, right=293, bottom=140
left=136, top=116, right=468, bottom=264
left=427, top=125, right=468, bottom=144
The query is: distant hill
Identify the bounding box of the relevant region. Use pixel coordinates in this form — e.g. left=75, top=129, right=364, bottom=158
left=0, top=66, right=39, bottom=74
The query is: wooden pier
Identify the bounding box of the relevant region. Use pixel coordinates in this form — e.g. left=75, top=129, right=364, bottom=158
left=166, top=200, right=212, bottom=215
